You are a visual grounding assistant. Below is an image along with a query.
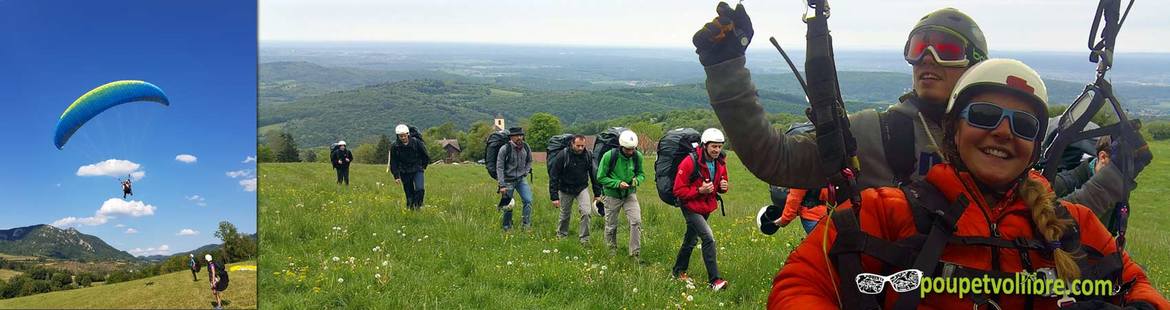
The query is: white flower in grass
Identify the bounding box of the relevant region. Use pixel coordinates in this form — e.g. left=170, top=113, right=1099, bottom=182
left=332, top=256, right=340, bottom=262
left=719, top=302, right=725, bottom=307
left=601, top=265, right=608, bottom=270
left=375, top=273, right=382, bottom=279
left=632, top=288, right=638, bottom=293
left=553, top=248, right=559, bottom=253
left=542, top=249, right=551, bottom=254
left=424, top=235, right=429, bottom=239
left=373, top=246, right=381, bottom=252
left=686, top=295, right=694, bottom=302
left=382, top=261, right=389, bottom=266
left=507, top=261, right=514, bottom=265
left=337, top=277, right=344, bottom=283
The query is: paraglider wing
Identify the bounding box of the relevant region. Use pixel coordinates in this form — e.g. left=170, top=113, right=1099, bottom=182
left=53, top=80, right=169, bottom=149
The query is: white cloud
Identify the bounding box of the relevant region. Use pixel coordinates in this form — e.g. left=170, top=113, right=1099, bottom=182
left=50, top=198, right=157, bottom=228
left=240, top=178, right=257, bottom=192
left=177, top=229, right=199, bottom=236
left=243, top=156, right=256, bottom=163
left=175, top=154, right=198, bottom=164
left=51, top=216, right=108, bottom=227
left=128, top=244, right=171, bottom=257
left=97, top=199, right=156, bottom=217
left=186, top=195, right=208, bottom=207
left=115, top=224, right=126, bottom=228
left=125, top=228, right=139, bottom=234
left=225, top=170, right=253, bottom=178
left=77, top=159, right=145, bottom=180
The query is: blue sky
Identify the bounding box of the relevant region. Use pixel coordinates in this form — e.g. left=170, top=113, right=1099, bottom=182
left=0, top=0, right=257, bottom=257
left=262, top=0, right=1170, bottom=52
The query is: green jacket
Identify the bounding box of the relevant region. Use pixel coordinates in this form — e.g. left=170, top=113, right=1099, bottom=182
left=596, top=149, right=645, bottom=198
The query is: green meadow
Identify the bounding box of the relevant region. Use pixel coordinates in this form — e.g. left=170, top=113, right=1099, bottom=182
left=259, top=143, right=1170, bottom=309
left=0, top=261, right=256, bottom=309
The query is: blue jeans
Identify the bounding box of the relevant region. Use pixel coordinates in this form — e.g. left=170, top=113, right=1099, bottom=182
left=402, top=171, right=425, bottom=209
left=672, top=207, right=719, bottom=283
left=501, top=178, right=534, bottom=230
left=801, top=218, right=818, bottom=234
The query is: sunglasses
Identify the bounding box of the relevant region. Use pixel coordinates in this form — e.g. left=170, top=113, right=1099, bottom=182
left=904, top=27, right=970, bottom=67
left=855, top=269, right=922, bottom=294
left=959, top=102, right=1041, bottom=141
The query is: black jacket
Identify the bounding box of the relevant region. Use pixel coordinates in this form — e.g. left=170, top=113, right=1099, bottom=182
left=331, top=148, right=353, bottom=168
left=390, top=138, right=430, bottom=179
left=548, top=149, right=601, bottom=201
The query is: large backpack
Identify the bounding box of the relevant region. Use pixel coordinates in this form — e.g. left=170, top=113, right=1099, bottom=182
left=213, top=261, right=229, bottom=287
left=546, top=133, right=577, bottom=178
left=406, top=125, right=424, bottom=144
left=592, top=127, right=627, bottom=171
left=484, top=130, right=509, bottom=180
left=653, top=128, right=702, bottom=206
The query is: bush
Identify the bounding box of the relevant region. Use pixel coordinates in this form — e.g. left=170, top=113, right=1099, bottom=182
left=1146, top=121, right=1170, bottom=140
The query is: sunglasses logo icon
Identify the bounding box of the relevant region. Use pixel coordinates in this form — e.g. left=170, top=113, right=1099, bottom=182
left=855, top=269, right=923, bottom=294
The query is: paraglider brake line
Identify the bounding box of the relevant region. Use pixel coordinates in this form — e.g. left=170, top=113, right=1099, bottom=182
left=769, top=36, right=809, bottom=97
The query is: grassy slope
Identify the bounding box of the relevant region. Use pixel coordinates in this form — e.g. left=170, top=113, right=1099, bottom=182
left=0, top=269, right=22, bottom=281
left=0, top=262, right=256, bottom=309
left=259, top=142, right=1170, bottom=308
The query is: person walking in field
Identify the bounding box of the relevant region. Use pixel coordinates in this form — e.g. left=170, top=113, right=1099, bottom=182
left=390, top=124, right=430, bottom=210
left=671, top=128, right=730, bottom=291
left=496, top=127, right=534, bottom=231
left=331, top=140, right=353, bottom=186
left=189, top=253, right=199, bottom=281
left=206, top=254, right=228, bottom=310
left=548, top=134, right=602, bottom=243
left=597, top=130, right=646, bottom=263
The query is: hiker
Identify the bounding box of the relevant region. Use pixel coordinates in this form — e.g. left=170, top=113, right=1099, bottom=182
left=694, top=3, right=1147, bottom=219
left=206, top=254, right=228, bottom=310
left=670, top=128, right=730, bottom=291
left=770, top=59, right=1169, bottom=309
left=496, top=127, right=534, bottom=231
left=548, top=134, right=602, bottom=243
left=120, top=176, right=133, bottom=199
left=597, top=130, right=646, bottom=262
left=331, top=140, right=353, bottom=186
left=188, top=253, right=199, bottom=281
left=390, top=124, right=430, bottom=209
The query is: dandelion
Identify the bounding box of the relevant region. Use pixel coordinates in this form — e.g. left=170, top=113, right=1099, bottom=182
left=375, top=273, right=382, bottom=279
left=382, top=261, right=389, bottom=266
left=424, top=235, right=429, bottom=239
left=417, top=238, right=422, bottom=242
left=553, top=248, right=559, bottom=253
left=507, top=261, right=514, bottom=265
left=720, top=302, right=725, bottom=307
left=542, top=249, right=551, bottom=254
left=601, top=265, right=608, bottom=270
left=686, top=295, right=694, bottom=302
left=338, top=278, right=345, bottom=283
left=373, top=246, right=382, bottom=252
left=633, top=288, right=638, bottom=293
left=332, top=256, right=340, bottom=262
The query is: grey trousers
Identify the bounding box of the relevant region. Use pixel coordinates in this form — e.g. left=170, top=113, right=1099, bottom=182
left=603, top=193, right=642, bottom=256
left=557, top=190, right=593, bottom=241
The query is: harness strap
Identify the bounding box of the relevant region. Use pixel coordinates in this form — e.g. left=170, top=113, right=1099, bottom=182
left=893, top=182, right=968, bottom=310
left=828, top=210, right=882, bottom=310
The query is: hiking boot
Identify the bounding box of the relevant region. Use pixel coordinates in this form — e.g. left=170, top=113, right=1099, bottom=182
left=711, top=278, right=728, bottom=291
left=631, top=254, right=644, bottom=265
left=608, top=247, right=618, bottom=256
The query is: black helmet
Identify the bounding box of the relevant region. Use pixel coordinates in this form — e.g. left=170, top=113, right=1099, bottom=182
left=908, top=8, right=988, bottom=66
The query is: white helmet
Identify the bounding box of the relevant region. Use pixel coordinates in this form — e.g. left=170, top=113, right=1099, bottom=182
left=947, top=58, right=1048, bottom=114
left=395, top=124, right=409, bottom=135
left=205, top=254, right=213, bottom=262
left=337, top=140, right=347, bottom=146
left=618, top=130, right=638, bottom=148
left=189, top=253, right=194, bottom=258
left=701, top=128, right=725, bottom=144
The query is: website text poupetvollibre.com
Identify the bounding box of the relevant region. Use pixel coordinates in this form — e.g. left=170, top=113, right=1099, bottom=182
left=919, top=273, right=1114, bottom=298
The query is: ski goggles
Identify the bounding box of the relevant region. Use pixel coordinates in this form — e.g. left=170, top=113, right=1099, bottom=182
left=904, top=27, right=971, bottom=67
left=855, top=269, right=922, bottom=294
left=959, top=102, right=1042, bottom=141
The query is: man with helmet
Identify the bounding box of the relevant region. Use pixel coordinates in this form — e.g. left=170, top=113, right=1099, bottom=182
left=390, top=124, right=431, bottom=210
left=596, top=129, right=647, bottom=261
left=670, top=128, right=731, bottom=291
left=497, top=127, right=534, bottom=231
left=330, top=140, right=353, bottom=186
left=188, top=253, right=199, bottom=281
left=693, top=3, right=1137, bottom=220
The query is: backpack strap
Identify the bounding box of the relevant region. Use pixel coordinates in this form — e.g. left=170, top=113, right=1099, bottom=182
left=881, top=109, right=917, bottom=185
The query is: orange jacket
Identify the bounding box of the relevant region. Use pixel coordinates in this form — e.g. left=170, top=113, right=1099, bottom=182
left=779, top=188, right=829, bottom=225
left=770, top=164, right=1168, bottom=310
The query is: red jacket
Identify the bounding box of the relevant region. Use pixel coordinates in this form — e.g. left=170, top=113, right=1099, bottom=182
left=672, top=147, right=728, bottom=215
left=779, top=188, right=829, bottom=225
left=770, top=164, right=1169, bottom=310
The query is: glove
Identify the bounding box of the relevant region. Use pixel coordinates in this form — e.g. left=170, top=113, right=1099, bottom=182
left=693, top=2, right=753, bottom=66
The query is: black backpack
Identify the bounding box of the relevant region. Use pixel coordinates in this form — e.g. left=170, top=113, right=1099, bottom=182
left=546, top=134, right=577, bottom=176
left=406, top=125, right=424, bottom=144
left=484, top=130, right=509, bottom=180
left=654, top=128, right=702, bottom=206
left=213, top=261, right=229, bottom=286
left=592, top=127, right=627, bottom=171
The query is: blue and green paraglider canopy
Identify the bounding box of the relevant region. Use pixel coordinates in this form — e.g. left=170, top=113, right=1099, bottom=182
left=53, top=80, right=169, bottom=150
